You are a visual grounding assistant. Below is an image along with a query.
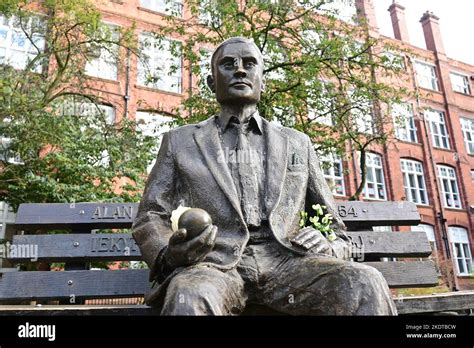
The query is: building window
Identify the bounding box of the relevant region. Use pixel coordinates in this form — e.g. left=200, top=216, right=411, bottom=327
left=85, top=24, right=119, bottom=81
left=320, top=153, right=345, bottom=196
left=0, top=136, right=23, bottom=164
left=140, top=0, right=183, bottom=16
left=136, top=111, right=174, bottom=173
left=0, top=14, right=45, bottom=72
left=263, top=41, right=286, bottom=82
left=448, top=226, right=473, bottom=275
left=0, top=201, right=16, bottom=240
left=198, top=0, right=222, bottom=26
left=138, top=34, right=182, bottom=94
left=308, top=81, right=334, bottom=126
left=460, top=117, right=474, bottom=155
left=363, top=152, right=387, bottom=201
left=393, top=103, right=417, bottom=143
left=425, top=109, right=450, bottom=149
left=437, top=165, right=462, bottom=209
left=450, top=72, right=471, bottom=95
left=349, top=89, right=374, bottom=135
left=382, top=51, right=405, bottom=70
left=414, top=61, right=439, bottom=91
left=60, top=100, right=116, bottom=125
left=471, top=170, right=474, bottom=181
left=401, top=159, right=428, bottom=205
left=198, top=48, right=212, bottom=90
left=411, top=224, right=437, bottom=254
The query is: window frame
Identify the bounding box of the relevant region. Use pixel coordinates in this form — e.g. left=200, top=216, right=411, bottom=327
left=348, top=88, right=375, bottom=135
left=437, top=164, right=462, bottom=209
left=393, top=102, right=417, bottom=143
left=135, top=111, right=174, bottom=173
left=140, top=0, right=183, bottom=17
left=0, top=14, right=45, bottom=72
left=460, top=117, right=474, bottom=155
left=198, top=47, right=213, bottom=92
left=137, top=33, right=183, bottom=94
left=425, top=109, right=450, bottom=149
left=319, top=152, right=345, bottom=196
left=308, top=80, right=335, bottom=126
left=84, top=22, right=120, bottom=81
left=400, top=159, right=428, bottom=205
left=448, top=226, right=473, bottom=276
left=450, top=71, right=471, bottom=95
left=363, top=152, right=387, bottom=201
left=414, top=60, right=439, bottom=91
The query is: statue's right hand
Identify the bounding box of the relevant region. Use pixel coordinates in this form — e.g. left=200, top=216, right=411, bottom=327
left=164, top=225, right=217, bottom=269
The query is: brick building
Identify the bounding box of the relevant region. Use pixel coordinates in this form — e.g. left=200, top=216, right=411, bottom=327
left=0, top=0, right=473, bottom=290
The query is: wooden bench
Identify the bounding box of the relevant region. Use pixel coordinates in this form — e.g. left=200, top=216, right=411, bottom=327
left=0, top=201, right=472, bottom=315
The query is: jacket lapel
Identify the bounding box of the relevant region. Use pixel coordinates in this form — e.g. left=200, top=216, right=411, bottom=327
left=194, top=118, right=244, bottom=222
left=263, top=119, right=288, bottom=216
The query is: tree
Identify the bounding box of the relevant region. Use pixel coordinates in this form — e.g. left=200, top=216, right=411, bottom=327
left=155, top=0, right=412, bottom=200
left=0, top=0, right=156, bottom=211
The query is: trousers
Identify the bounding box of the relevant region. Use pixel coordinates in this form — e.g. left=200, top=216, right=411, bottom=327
left=160, top=242, right=398, bottom=315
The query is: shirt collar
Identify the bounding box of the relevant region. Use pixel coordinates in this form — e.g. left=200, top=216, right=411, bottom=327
left=217, top=110, right=263, bottom=135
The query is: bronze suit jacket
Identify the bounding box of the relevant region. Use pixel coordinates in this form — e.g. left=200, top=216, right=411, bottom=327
left=132, top=115, right=349, bottom=306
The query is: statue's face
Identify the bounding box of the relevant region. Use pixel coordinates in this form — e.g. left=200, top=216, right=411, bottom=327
left=208, top=42, right=265, bottom=105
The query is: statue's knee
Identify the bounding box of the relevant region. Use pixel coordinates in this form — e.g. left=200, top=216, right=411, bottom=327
left=164, top=272, right=231, bottom=312
left=346, top=263, right=386, bottom=292
left=167, top=275, right=209, bottom=301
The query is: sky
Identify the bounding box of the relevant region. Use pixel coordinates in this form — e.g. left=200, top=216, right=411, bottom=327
left=330, top=0, right=474, bottom=65
left=374, top=0, right=474, bottom=65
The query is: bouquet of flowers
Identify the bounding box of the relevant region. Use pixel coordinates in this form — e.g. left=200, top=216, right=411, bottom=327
left=299, top=204, right=337, bottom=241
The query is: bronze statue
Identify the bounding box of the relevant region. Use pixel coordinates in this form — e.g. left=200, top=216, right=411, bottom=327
left=132, top=37, right=397, bottom=315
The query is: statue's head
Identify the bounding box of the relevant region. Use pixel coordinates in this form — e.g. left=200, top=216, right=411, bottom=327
left=207, top=37, right=265, bottom=106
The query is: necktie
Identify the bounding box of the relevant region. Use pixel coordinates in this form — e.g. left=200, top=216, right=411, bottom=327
left=236, top=123, right=261, bottom=227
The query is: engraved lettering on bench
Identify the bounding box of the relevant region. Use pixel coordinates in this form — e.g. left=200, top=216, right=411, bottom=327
left=337, top=205, right=358, bottom=218
left=90, top=205, right=134, bottom=220
left=90, top=236, right=138, bottom=253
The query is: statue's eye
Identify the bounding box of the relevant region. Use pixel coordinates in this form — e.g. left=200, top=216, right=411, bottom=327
left=245, top=62, right=256, bottom=68
left=223, top=61, right=234, bottom=68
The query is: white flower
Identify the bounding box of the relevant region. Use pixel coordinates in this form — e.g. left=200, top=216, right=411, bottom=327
left=170, top=205, right=191, bottom=232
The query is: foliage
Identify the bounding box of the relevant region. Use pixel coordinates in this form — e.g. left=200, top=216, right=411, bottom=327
left=155, top=0, right=412, bottom=199
left=0, top=0, right=156, bottom=211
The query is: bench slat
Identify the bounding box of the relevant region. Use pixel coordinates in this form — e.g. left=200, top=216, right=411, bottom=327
left=14, top=201, right=420, bottom=230
left=0, top=304, right=157, bottom=316
left=395, top=291, right=474, bottom=314
left=9, top=233, right=141, bottom=262
left=0, top=269, right=149, bottom=302
left=15, top=203, right=138, bottom=230
left=346, top=231, right=431, bottom=258
left=7, top=231, right=431, bottom=263
left=365, top=261, right=438, bottom=288
left=2, top=290, right=473, bottom=315
left=0, top=261, right=437, bottom=301
left=338, top=201, right=420, bottom=229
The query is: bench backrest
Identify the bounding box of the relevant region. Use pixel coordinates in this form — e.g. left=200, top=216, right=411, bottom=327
left=0, top=201, right=438, bottom=303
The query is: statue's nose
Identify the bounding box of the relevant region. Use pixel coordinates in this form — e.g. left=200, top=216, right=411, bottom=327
left=234, top=61, right=247, bottom=78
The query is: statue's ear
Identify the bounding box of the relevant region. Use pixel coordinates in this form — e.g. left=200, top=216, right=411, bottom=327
left=207, top=75, right=216, bottom=93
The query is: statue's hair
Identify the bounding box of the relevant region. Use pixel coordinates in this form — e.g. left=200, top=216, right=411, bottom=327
left=210, top=37, right=264, bottom=76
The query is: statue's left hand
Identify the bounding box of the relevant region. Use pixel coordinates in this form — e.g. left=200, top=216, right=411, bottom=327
left=290, top=226, right=332, bottom=255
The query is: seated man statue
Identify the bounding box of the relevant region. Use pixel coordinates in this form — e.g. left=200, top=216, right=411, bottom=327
left=132, top=37, right=397, bottom=315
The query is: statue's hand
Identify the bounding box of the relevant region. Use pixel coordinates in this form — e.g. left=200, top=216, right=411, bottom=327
left=164, top=225, right=217, bottom=269
left=290, top=226, right=332, bottom=255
